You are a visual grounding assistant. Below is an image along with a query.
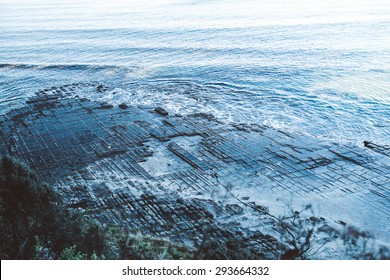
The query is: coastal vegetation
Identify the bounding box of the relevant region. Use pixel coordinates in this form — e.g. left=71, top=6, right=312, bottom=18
left=1, top=156, right=388, bottom=260
left=0, top=156, right=192, bottom=260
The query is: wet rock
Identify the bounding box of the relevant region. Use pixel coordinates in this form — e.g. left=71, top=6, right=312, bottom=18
left=2, top=83, right=389, bottom=257
left=188, top=112, right=218, bottom=122
left=119, top=103, right=128, bottom=109
left=96, top=148, right=126, bottom=158
left=318, top=224, right=336, bottom=234
left=225, top=204, right=244, bottom=215
left=309, top=216, right=322, bottom=223
left=97, top=102, right=114, bottom=109
left=154, top=107, right=169, bottom=116
left=168, top=142, right=203, bottom=169
left=248, top=202, right=269, bottom=214
left=337, top=220, right=347, bottom=226
left=364, top=141, right=370, bottom=147
left=231, top=123, right=251, bottom=132
left=363, top=140, right=390, bottom=156
left=67, top=199, right=92, bottom=209
left=96, top=85, right=107, bottom=92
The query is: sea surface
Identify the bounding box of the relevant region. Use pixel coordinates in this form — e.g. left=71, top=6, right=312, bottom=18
left=1, top=0, right=389, bottom=147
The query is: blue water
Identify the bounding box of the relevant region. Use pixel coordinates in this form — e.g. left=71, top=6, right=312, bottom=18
left=1, top=0, right=389, bottom=145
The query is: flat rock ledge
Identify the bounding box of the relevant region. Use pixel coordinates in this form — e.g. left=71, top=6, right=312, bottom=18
left=1, top=83, right=389, bottom=257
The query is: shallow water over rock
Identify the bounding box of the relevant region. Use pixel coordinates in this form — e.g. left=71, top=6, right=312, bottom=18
left=1, top=84, right=389, bottom=258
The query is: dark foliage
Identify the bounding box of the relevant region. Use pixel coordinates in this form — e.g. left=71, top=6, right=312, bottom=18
left=0, top=156, right=193, bottom=259
left=0, top=156, right=106, bottom=259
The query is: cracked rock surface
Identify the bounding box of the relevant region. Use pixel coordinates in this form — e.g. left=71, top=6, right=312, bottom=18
left=1, top=83, right=389, bottom=257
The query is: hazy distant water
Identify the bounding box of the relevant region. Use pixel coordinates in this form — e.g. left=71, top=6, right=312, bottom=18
left=1, top=0, right=389, bottom=145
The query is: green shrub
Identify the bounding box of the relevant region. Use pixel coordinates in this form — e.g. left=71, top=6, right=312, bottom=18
left=0, top=156, right=193, bottom=260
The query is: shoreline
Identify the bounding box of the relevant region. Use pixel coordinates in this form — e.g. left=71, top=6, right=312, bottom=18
left=1, top=83, right=389, bottom=259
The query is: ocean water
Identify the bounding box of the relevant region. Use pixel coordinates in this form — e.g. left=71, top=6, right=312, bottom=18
left=1, top=0, right=389, bottom=145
